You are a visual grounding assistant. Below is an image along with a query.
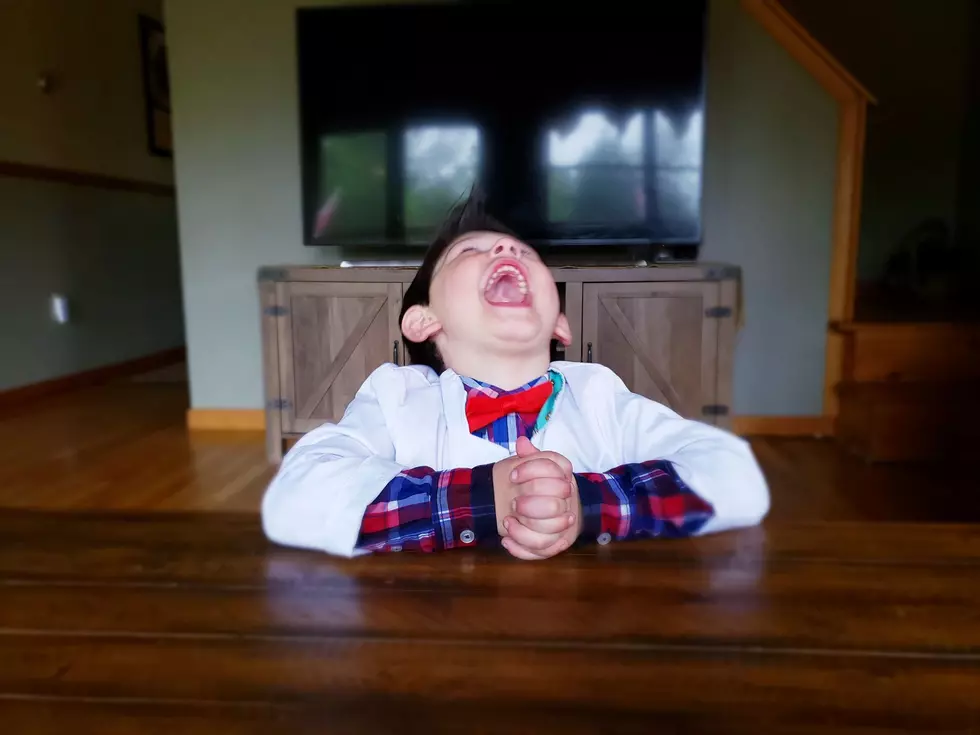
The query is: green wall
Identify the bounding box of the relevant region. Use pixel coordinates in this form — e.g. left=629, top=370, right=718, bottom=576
left=0, top=0, right=184, bottom=391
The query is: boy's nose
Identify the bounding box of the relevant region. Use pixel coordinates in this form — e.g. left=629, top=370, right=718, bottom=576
left=492, top=239, right=520, bottom=257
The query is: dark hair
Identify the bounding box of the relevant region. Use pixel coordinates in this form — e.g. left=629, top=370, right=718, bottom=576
left=400, top=189, right=516, bottom=373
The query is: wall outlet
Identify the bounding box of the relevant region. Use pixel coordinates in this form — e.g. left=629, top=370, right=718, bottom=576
left=50, top=294, right=70, bottom=324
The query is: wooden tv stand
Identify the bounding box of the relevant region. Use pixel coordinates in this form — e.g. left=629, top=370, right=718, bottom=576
left=258, top=263, right=740, bottom=462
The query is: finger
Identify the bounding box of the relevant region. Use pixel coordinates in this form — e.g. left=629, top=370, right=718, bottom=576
left=511, top=457, right=567, bottom=485
left=536, top=451, right=573, bottom=478
left=502, top=535, right=569, bottom=561
left=515, top=435, right=538, bottom=459
left=504, top=516, right=561, bottom=551
left=516, top=476, right=571, bottom=499
left=501, top=537, right=546, bottom=560
left=514, top=493, right=568, bottom=519
left=519, top=514, right=575, bottom=535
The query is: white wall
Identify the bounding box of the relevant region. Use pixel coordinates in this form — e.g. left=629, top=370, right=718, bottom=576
left=166, top=0, right=838, bottom=415
left=701, top=0, right=836, bottom=415
left=166, top=0, right=353, bottom=410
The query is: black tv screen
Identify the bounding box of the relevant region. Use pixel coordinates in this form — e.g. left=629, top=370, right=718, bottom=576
left=297, top=1, right=707, bottom=251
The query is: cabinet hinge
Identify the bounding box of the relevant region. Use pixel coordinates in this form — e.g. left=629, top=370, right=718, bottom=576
left=705, top=306, right=732, bottom=318
left=264, top=305, right=289, bottom=317
left=258, top=267, right=287, bottom=282
left=705, top=265, right=741, bottom=281
left=701, top=404, right=729, bottom=416
left=267, top=398, right=292, bottom=410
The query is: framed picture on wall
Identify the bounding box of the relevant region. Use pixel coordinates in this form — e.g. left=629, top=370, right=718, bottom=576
left=138, top=14, right=172, bottom=157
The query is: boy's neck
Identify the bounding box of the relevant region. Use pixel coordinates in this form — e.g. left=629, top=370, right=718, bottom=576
left=449, top=353, right=552, bottom=391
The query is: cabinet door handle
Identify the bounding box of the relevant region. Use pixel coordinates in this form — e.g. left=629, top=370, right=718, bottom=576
left=393, top=340, right=400, bottom=365
left=586, top=342, right=593, bottom=362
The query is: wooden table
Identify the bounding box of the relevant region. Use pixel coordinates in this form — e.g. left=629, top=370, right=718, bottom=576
left=1, top=511, right=978, bottom=733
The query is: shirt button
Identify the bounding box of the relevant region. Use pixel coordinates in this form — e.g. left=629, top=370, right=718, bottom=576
left=596, top=532, right=612, bottom=546
left=390, top=545, right=403, bottom=552
left=459, top=529, right=475, bottom=544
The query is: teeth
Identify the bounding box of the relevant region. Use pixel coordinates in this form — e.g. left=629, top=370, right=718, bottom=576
left=485, top=265, right=528, bottom=294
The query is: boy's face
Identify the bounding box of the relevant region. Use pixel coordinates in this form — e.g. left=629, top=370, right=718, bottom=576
left=403, top=231, right=571, bottom=367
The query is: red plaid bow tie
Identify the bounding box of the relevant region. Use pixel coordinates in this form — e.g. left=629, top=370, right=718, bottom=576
left=465, top=381, right=553, bottom=433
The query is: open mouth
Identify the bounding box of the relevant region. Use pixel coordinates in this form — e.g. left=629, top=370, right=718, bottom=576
left=483, top=260, right=532, bottom=307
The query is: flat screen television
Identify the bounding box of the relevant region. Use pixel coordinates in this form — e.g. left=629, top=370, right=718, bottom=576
left=297, top=0, right=707, bottom=258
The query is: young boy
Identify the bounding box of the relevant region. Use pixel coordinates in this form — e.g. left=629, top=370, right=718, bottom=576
left=262, top=192, right=769, bottom=560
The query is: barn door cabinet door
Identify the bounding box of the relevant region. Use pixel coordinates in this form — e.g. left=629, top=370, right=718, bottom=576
left=581, top=281, right=725, bottom=425
left=275, top=281, right=403, bottom=434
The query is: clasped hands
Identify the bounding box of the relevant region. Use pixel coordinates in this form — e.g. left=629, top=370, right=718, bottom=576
left=492, top=436, right=582, bottom=560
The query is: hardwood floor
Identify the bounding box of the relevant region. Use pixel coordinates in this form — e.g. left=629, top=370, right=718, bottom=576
left=0, top=381, right=271, bottom=512
left=0, top=376, right=974, bottom=522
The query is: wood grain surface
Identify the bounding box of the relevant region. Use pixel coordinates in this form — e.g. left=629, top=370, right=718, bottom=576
left=1, top=511, right=978, bottom=733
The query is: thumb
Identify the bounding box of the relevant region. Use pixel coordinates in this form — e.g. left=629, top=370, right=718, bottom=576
left=515, top=435, right=538, bottom=458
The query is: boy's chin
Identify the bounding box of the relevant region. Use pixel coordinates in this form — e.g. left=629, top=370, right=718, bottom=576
left=481, top=298, right=534, bottom=312
left=481, top=300, right=541, bottom=319
left=483, top=322, right=551, bottom=350
left=481, top=311, right=541, bottom=336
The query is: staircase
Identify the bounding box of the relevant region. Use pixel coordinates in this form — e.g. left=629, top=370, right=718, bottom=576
left=833, top=322, right=980, bottom=462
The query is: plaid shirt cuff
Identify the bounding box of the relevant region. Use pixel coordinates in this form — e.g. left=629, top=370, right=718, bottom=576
left=356, top=464, right=497, bottom=553
left=576, top=460, right=715, bottom=544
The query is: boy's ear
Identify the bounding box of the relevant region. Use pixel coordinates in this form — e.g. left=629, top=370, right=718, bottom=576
left=553, top=313, right=572, bottom=347
left=401, top=304, right=442, bottom=344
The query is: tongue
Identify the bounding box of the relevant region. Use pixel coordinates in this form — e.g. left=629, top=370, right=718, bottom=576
left=486, top=274, right=526, bottom=305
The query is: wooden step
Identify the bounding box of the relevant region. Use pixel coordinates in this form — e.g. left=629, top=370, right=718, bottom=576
left=832, top=322, right=980, bottom=383
left=836, top=381, right=979, bottom=462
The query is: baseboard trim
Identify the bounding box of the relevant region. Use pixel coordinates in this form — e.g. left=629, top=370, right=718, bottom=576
left=0, top=347, right=186, bottom=411
left=733, top=415, right=835, bottom=437
left=187, top=409, right=265, bottom=431
left=187, top=409, right=835, bottom=438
